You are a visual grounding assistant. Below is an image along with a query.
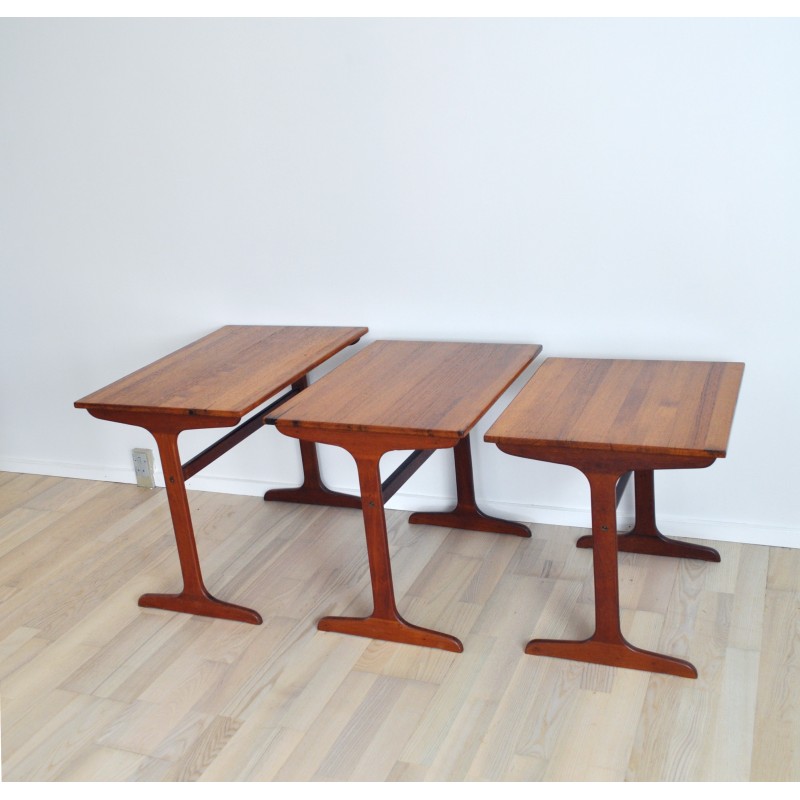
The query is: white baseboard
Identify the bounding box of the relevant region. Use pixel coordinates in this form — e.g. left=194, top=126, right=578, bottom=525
left=2, top=457, right=797, bottom=550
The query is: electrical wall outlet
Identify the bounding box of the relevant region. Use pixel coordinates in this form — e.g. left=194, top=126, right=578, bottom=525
left=132, top=448, right=155, bottom=489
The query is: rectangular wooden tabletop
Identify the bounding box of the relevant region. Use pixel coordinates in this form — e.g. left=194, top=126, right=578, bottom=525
left=485, top=358, right=744, bottom=459
left=272, top=340, right=541, bottom=439
left=75, top=325, right=368, bottom=420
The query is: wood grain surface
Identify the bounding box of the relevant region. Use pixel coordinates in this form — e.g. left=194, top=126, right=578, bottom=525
left=485, top=358, right=744, bottom=458
left=74, top=325, right=367, bottom=420
left=273, top=340, right=541, bottom=439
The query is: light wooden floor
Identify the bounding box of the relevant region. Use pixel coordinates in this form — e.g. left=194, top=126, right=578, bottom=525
left=0, top=471, right=798, bottom=782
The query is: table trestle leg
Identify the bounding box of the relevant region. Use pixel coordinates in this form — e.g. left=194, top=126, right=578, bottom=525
left=138, top=432, right=262, bottom=624
left=409, top=435, right=531, bottom=537
left=264, top=376, right=361, bottom=509
left=317, top=454, right=463, bottom=652
left=527, top=470, right=697, bottom=678
left=576, top=469, right=720, bottom=562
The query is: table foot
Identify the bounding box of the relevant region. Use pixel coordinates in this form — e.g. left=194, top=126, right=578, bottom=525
left=318, top=613, right=463, bottom=652
left=576, top=531, right=720, bottom=561
left=138, top=592, right=263, bottom=624
left=409, top=509, right=531, bottom=537
left=408, top=435, right=531, bottom=537
left=264, top=434, right=361, bottom=509
left=264, top=484, right=361, bottom=509
left=525, top=635, right=697, bottom=678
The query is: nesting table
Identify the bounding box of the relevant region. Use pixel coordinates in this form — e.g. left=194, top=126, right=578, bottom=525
left=485, top=358, right=745, bottom=677
left=272, top=339, right=541, bottom=652
left=75, top=325, right=367, bottom=624
left=76, top=329, right=744, bottom=679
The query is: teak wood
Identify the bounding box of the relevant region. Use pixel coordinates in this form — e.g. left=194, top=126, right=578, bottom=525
left=75, top=325, right=367, bottom=624
left=273, top=339, right=541, bottom=652
left=485, top=358, right=744, bottom=678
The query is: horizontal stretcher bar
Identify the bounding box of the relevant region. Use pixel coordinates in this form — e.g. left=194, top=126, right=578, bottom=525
left=181, top=383, right=305, bottom=481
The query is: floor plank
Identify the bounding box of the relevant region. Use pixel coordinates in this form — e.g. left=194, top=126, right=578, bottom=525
left=0, top=473, right=797, bottom=781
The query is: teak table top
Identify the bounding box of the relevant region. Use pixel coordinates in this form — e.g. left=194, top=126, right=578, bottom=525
left=272, top=339, right=542, bottom=440
left=74, top=325, right=368, bottom=421
left=485, top=358, right=745, bottom=459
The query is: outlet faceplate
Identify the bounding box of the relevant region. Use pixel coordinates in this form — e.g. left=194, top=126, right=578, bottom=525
left=132, top=448, right=155, bottom=489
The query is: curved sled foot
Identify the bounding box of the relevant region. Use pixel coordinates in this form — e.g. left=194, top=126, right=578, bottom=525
left=409, top=509, right=531, bottom=538
left=318, top=613, right=463, bottom=652
left=525, top=635, right=697, bottom=679
left=576, top=531, right=720, bottom=562
left=138, top=591, right=263, bottom=624
left=264, top=484, right=362, bottom=509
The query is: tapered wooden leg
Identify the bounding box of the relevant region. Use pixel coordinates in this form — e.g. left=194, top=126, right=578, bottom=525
left=409, top=436, right=531, bottom=537
left=318, top=454, right=463, bottom=652
left=576, top=469, right=720, bottom=562
left=264, top=378, right=361, bottom=509
left=527, top=471, right=697, bottom=678
left=139, top=432, right=262, bottom=624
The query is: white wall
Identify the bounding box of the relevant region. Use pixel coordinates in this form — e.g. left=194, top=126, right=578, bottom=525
left=1, top=18, right=798, bottom=546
